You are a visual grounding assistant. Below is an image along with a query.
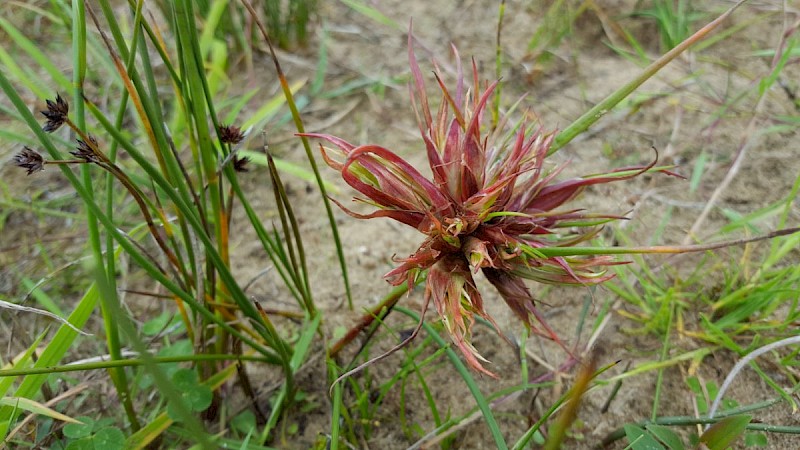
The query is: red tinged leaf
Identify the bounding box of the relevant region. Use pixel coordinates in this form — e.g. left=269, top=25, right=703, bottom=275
left=483, top=268, right=536, bottom=325
left=345, top=145, right=451, bottom=211
left=328, top=197, right=426, bottom=229
left=299, top=132, right=358, bottom=154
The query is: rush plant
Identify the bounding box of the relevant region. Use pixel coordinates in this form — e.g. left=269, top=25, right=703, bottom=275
left=306, top=31, right=799, bottom=377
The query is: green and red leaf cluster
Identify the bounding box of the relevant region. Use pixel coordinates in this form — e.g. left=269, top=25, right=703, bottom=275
left=305, top=34, right=675, bottom=376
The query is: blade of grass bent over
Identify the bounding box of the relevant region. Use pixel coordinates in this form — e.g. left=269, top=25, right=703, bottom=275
left=0, top=397, right=80, bottom=425
left=0, top=283, right=98, bottom=437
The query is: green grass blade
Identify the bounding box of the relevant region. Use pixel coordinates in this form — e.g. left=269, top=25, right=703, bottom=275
left=0, top=332, right=47, bottom=400
left=339, top=0, right=399, bottom=29
left=0, top=397, right=80, bottom=424
left=0, top=284, right=99, bottom=428
left=239, top=151, right=339, bottom=193
left=394, top=306, right=508, bottom=450
left=551, top=1, right=746, bottom=154
left=0, top=16, right=71, bottom=91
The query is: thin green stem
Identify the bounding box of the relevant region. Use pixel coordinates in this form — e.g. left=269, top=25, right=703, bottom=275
left=240, top=0, right=352, bottom=309
left=602, top=406, right=800, bottom=446
left=651, top=298, right=674, bottom=421
left=531, top=227, right=800, bottom=258
left=550, top=0, right=747, bottom=154
left=328, top=360, right=343, bottom=450
left=395, top=306, right=508, bottom=450
left=0, top=354, right=273, bottom=378
left=73, top=0, right=140, bottom=431
left=101, top=0, right=140, bottom=429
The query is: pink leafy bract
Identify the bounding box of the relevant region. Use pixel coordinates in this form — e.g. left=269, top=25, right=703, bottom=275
left=303, top=33, right=673, bottom=377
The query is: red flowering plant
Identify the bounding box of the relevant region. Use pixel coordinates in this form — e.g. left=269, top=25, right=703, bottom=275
left=304, top=40, right=682, bottom=377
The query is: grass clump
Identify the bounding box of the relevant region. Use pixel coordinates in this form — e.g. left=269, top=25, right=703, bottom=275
left=0, top=0, right=336, bottom=447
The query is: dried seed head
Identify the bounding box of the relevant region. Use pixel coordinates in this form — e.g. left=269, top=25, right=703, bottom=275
left=41, top=94, right=69, bottom=133
left=72, top=135, right=100, bottom=163
left=219, top=124, right=245, bottom=145
left=13, top=147, right=45, bottom=175
left=232, top=155, right=251, bottom=172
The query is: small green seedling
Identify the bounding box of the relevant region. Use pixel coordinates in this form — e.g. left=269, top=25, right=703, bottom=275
left=61, top=416, right=125, bottom=450
left=166, top=369, right=213, bottom=421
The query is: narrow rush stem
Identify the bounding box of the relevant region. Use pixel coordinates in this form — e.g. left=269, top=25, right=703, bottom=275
left=550, top=0, right=749, bottom=154
left=65, top=116, right=188, bottom=282
left=46, top=159, right=86, bottom=165
left=240, top=0, right=353, bottom=308
left=75, top=0, right=140, bottom=431
left=535, top=227, right=800, bottom=258
left=100, top=161, right=187, bottom=279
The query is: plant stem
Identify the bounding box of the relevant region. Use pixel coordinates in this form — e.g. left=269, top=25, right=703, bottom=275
left=0, top=354, right=272, bottom=377
left=550, top=0, right=748, bottom=154
left=74, top=0, right=140, bottom=431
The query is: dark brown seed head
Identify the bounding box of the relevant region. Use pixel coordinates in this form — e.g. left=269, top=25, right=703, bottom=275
left=41, top=94, right=69, bottom=133
left=13, top=147, right=45, bottom=175
left=232, top=155, right=251, bottom=172
left=219, top=124, right=245, bottom=145
left=72, top=135, right=100, bottom=163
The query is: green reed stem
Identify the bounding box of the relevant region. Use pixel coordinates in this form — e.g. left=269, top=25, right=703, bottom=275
left=0, top=354, right=274, bottom=378
left=241, top=0, right=353, bottom=309
left=72, top=0, right=140, bottom=431
left=550, top=0, right=747, bottom=154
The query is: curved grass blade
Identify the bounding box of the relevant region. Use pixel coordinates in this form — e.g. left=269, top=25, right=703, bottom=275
left=0, top=397, right=80, bottom=424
